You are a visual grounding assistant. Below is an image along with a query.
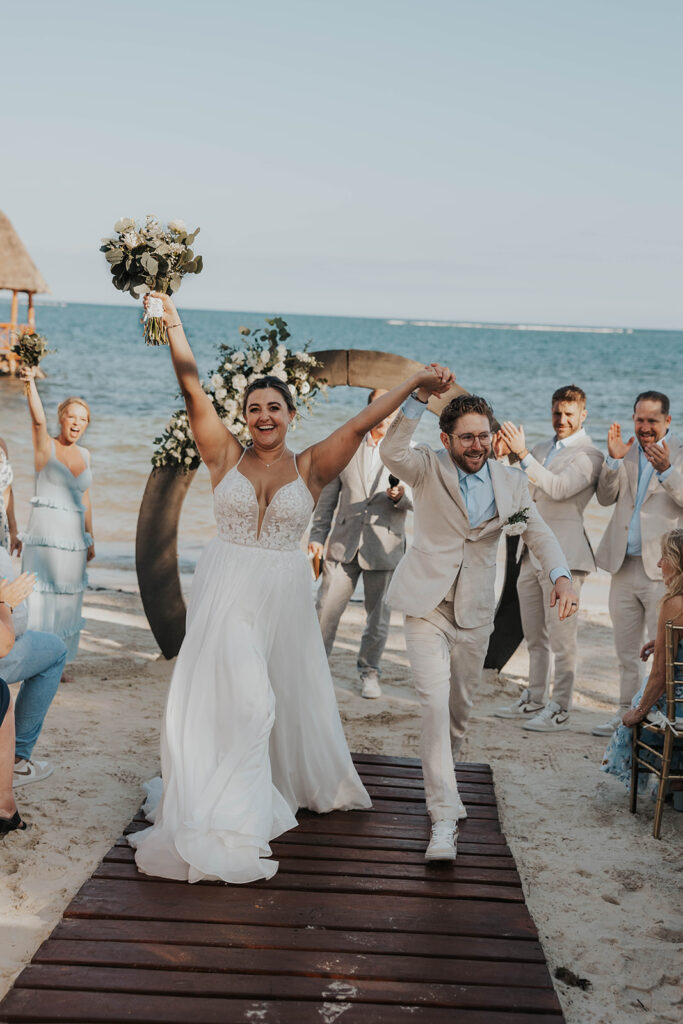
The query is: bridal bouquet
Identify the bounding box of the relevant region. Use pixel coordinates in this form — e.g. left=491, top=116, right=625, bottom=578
left=152, top=317, right=326, bottom=472
left=11, top=330, right=55, bottom=392
left=100, top=216, right=203, bottom=345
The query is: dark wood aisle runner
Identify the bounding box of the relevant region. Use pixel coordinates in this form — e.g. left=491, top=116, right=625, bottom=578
left=0, top=754, right=564, bottom=1023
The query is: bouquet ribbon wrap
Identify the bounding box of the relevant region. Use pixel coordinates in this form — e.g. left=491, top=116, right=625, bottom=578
left=144, top=297, right=165, bottom=321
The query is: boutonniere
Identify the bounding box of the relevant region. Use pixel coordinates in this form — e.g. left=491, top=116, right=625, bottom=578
left=504, top=507, right=530, bottom=536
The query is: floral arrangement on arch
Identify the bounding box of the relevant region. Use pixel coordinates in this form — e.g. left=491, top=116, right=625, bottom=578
left=152, top=317, right=326, bottom=473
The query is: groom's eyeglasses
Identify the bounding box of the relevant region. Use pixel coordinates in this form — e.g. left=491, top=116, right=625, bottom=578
left=452, top=432, right=492, bottom=447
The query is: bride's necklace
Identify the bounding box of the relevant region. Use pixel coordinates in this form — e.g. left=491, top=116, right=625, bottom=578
left=249, top=445, right=289, bottom=469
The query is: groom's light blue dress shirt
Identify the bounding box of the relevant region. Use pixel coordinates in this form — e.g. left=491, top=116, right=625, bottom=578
left=400, top=396, right=570, bottom=582
left=520, top=427, right=587, bottom=470
left=605, top=432, right=672, bottom=557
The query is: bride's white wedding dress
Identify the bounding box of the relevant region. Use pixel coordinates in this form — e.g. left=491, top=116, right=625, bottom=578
left=130, top=453, right=371, bottom=884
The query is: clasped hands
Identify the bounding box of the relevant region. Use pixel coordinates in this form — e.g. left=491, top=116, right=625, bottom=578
left=608, top=423, right=670, bottom=472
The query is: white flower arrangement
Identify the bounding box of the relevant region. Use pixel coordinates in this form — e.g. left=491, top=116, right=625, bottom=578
left=152, top=317, right=327, bottom=473
left=504, top=507, right=530, bottom=536
left=100, top=215, right=203, bottom=345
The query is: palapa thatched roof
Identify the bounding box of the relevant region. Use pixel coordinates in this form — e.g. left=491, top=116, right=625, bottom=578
left=0, top=210, right=49, bottom=294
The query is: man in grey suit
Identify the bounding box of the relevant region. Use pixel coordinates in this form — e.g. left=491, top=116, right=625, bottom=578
left=381, top=390, right=578, bottom=861
left=308, top=390, right=412, bottom=698
left=494, top=385, right=604, bottom=732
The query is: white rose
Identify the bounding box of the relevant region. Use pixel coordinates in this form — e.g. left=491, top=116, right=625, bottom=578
left=173, top=429, right=184, bottom=440
left=215, top=387, right=227, bottom=400
left=259, top=349, right=270, bottom=366
left=185, top=447, right=197, bottom=458
left=232, top=352, right=245, bottom=365
left=300, top=381, right=310, bottom=394
left=233, top=374, right=248, bottom=390
left=211, top=373, right=223, bottom=388
left=277, top=344, right=287, bottom=359
left=114, top=217, right=135, bottom=233
left=272, top=368, right=287, bottom=382
left=168, top=219, right=187, bottom=234
left=248, top=372, right=264, bottom=384
left=223, top=362, right=233, bottom=372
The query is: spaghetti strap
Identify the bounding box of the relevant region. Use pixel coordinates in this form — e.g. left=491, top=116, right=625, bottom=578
left=236, top=448, right=248, bottom=466
left=293, top=453, right=300, bottom=478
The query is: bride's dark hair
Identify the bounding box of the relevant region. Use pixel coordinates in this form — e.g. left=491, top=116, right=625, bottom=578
left=242, top=376, right=296, bottom=415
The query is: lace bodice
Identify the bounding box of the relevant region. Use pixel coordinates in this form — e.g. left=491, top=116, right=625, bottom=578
left=214, top=462, right=314, bottom=551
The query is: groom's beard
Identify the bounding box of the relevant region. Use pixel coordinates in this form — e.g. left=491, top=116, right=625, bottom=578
left=446, top=443, right=491, bottom=474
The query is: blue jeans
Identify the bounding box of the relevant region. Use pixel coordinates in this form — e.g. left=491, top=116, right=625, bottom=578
left=0, top=630, right=66, bottom=760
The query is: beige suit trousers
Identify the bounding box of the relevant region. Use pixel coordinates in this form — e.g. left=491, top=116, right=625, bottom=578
left=404, top=585, right=492, bottom=822
left=516, top=554, right=586, bottom=711
left=608, top=555, right=664, bottom=709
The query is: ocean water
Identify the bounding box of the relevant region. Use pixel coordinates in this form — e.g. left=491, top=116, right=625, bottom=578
left=1, top=300, right=681, bottom=579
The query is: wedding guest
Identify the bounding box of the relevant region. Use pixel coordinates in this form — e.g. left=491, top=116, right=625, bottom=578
left=0, top=573, right=36, bottom=837
left=308, top=390, right=412, bottom=698
left=20, top=368, right=95, bottom=665
left=601, top=529, right=683, bottom=798
left=495, top=385, right=604, bottom=732
left=380, top=392, right=578, bottom=861
left=0, top=438, right=21, bottom=555
left=593, top=391, right=683, bottom=736
left=0, top=546, right=65, bottom=785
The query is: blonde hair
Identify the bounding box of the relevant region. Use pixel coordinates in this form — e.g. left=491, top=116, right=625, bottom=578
left=661, top=529, right=683, bottom=601
left=57, top=397, right=91, bottom=424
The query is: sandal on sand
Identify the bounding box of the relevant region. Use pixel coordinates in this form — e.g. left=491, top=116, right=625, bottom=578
left=0, top=811, right=28, bottom=837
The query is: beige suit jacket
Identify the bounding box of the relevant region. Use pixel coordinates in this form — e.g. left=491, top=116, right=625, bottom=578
left=517, top=434, right=604, bottom=573
left=309, top=442, right=412, bottom=571
left=595, top=433, right=683, bottom=580
left=379, top=410, right=568, bottom=627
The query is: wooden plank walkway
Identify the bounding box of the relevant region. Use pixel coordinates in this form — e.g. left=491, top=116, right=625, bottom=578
left=0, top=754, right=565, bottom=1023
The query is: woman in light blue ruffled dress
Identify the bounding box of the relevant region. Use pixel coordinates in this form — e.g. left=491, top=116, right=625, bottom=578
left=601, top=528, right=683, bottom=796
left=20, top=367, right=95, bottom=664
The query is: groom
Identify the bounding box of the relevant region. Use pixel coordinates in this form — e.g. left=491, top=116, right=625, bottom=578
left=380, top=390, right=578, bottom=861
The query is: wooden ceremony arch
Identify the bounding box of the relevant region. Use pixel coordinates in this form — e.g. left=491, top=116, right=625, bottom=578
left=135, top=349, right=523, bottom=665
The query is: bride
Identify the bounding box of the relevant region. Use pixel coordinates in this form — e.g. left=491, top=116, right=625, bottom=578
left=130, top=292, right=453, bottom=884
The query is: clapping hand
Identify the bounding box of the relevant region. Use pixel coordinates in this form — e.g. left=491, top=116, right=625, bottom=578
left=643, top=439, right=670, bottom=473
left=492, top=432, right=511, bottom=459
left=499, top=422, right=527, bottom=458
left=607, top=423, right=635, bottom=460
left=0, top=572, right=36, bottom=609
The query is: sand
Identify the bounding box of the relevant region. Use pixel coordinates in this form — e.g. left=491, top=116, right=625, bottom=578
left=1, top=572, right=681, bottom=1023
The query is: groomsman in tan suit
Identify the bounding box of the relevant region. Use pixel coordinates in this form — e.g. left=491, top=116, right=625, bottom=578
left=592, top=390, right=683, bottom=736
left=494, top=385, right=604, bottom=731
left=381, top=390, right=578, bottom=861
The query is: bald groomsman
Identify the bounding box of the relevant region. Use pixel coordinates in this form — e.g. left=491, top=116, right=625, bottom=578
left=309, top=390, right=412, bottom=698
left=494, top=385, right=604, bottom=731
left=592, top=390, right=683, bottom=736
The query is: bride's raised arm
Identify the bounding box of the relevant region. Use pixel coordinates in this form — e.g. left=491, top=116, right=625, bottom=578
left=145, top=292, right=242, bottom=485
left=303, top=364, right=453, bottom=499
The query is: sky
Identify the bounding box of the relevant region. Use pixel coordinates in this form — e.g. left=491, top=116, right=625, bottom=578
left=2, top=0, right=682, bottom=328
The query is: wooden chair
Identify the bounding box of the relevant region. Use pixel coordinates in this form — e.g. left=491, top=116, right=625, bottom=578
left=630, top=620, right=683, bottom=838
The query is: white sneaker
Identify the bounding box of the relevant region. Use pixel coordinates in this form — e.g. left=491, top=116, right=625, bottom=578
left=425, top=819, right=458, bottom=861
left=13, top=758, right=54, bottom=788
left=360, top=671, right=382, bottom=699
left=591, top=714, right=623, bottom=737
left=494, top=687, right=544, bottom=719
left=523, top=700, right=570, bottom=732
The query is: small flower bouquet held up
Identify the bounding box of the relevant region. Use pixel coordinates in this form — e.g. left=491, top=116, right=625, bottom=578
left=504, top=507, right=530, bottom=537
left=100, top=216, right=203, bottom=345
left=152, top=317, right=326, bottom=473
left=11, top=330, right=55, bottom=392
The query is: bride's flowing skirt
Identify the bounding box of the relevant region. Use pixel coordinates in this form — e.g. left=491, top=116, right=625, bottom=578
left=130, top=538, right=370, bottom=884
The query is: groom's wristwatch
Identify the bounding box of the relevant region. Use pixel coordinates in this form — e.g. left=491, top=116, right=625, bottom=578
left=410, top=390, right=428, bottom=404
